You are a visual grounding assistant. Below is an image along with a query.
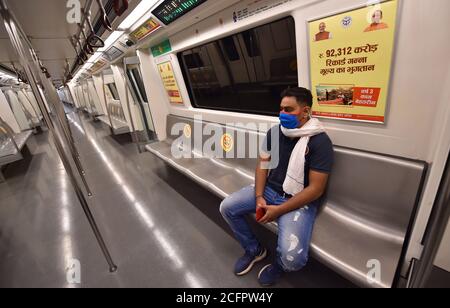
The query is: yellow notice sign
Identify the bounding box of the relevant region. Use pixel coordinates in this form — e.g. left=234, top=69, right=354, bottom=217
left=309, top=0, right=398, bottom=123
left=158, top=61, right=183, bottom=105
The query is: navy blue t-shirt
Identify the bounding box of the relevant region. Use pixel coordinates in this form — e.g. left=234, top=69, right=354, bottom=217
left=263, top=125, right=334, bottom=207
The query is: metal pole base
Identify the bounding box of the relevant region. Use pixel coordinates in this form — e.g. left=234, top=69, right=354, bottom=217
left=109, top=265, right=118, bottom=273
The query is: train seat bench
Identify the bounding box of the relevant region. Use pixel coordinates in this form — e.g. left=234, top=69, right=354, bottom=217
left=146, top=114, right=427, bottom=288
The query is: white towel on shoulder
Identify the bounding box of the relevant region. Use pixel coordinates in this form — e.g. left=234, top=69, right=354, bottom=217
left=281, top=118, right=325, bottom=196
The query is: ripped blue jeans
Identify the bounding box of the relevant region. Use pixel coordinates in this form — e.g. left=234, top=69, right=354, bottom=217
left=220, top=185, right=318, bottom=272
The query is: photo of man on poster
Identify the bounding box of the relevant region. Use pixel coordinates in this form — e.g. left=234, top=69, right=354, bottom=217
left=314, top=22, right=333, bottom=41
left=364, top=9, right=389, bottom=32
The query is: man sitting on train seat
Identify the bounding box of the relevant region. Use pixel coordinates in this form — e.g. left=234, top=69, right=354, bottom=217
left=220, top=87, right=334, bottom=286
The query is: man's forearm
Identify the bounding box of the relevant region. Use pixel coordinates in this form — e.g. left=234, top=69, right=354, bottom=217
left=278, top=186, right=324, bottom=215
left=255, top=163, right=269, bottom=198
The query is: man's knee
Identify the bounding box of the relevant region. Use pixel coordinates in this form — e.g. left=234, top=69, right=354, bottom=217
left=278, top=233, right=310, bottom=272
left=279, top=249, right=309, bottom=272
left=220, top=185, right=255, bottom=219
left=219, top=197, right=233, bottom=218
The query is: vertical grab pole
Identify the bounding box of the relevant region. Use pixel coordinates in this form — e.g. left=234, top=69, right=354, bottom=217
left=0, top=0, right=117, bottom=272
left=33, top=55, right=93, bottom=196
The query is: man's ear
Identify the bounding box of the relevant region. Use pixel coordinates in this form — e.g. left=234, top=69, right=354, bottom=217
left=304, top=106, right=311, bottom=118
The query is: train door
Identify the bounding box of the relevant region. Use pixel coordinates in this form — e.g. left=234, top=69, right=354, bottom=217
left=67, top=84, right=81, bottom=109
left=75, top=85, right=85, bottom=111
left=87, top=79, right=104, bottom=116
left=57, top=88, right=68, bottom=104
left=82, top=81, right=94, bottom=114
left=76, top=85, right=86, bottom=111
left=79, top=84, right=89, bottom=112
left=123, top=57, right=157, bottom=143
left=64, top=88, right=74, bottom=106
left=85, top=80, right=97, bottom=115
left=102, top=71, right=129, bottom=134
left=73, top=86, right=82, bottom=109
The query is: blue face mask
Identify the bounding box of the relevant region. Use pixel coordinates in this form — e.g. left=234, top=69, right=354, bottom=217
left=280, top=113, right=301, bottom=129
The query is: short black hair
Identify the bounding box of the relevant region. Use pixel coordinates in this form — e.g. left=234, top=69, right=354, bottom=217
left=373, top=10, right=383, bottom=18
left=281, top=87, right=313, bottom=107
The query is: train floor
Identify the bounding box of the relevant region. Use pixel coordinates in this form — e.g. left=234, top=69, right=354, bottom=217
left=0, top=107, right=356, bottom=288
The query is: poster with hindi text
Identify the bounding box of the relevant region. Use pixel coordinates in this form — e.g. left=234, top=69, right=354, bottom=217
left=158, top=61, right=183, bottom=105
left=309, top=0, right=398, bottom=123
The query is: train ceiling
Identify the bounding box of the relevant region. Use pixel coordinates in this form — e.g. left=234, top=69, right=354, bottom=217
left=0, top=0, right=140, bottom=87
left=0, top=0, right=241, bottom=87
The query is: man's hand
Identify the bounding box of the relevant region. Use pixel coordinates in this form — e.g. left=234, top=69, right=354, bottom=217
left=256, top=197, right=267, bottom=221
left=256, top=196, right=267, bottom=207
left=258, top=204, right=282, bottom=224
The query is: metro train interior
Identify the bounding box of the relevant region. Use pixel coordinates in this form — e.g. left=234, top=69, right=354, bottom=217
left=0, top=0, right=449, bottom=290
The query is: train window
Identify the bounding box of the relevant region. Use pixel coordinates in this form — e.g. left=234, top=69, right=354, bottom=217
left=107, top=83, right=120, bottom=100
left=183, top=53, right=205, bottom=69
left=242, top=30, right=261, bottom=58
left=178, top=17, right=297, bottom=116
left=220, top=36, right=240, bottom=62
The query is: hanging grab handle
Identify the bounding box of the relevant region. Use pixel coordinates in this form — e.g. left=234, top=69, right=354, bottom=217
left=86, top=10, right=105, bottom=49
left=40, top=66, right=51, bottom=79
left=70, top=36, right=85, bottom=66
left=96, top=0, right=113, bottom=32
left=78, top=23, right=94, bottom=54
left=75, top=35, right=88, bottom=61
left=71, top=36, right=86, bottom=65
left=114, top=0, right=128, bottom=16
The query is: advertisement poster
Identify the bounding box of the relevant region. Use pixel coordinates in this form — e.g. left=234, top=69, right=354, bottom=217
left=89, top=58, right=107, bottom=74
left=129, top=17, right=161, bottom=42
left=158, top=61, right=183, bottom=104
left=309, top=0, right=398, bottom=123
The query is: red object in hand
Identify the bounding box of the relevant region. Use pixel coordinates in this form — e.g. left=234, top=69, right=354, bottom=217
left=256, top=207, right=266, bottom=222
